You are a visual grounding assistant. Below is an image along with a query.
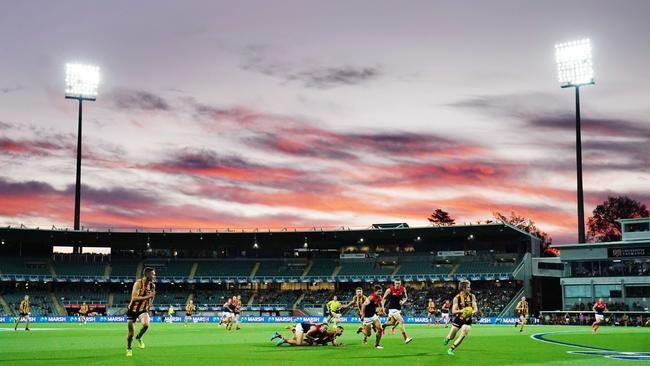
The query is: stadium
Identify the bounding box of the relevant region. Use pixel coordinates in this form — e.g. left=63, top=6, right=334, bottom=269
left=1, top=1, right=650, bottom=365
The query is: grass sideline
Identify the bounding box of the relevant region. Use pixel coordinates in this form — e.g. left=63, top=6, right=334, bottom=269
left=0, top=323, right=648, bottom=365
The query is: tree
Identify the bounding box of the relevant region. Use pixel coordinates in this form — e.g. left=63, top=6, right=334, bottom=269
left=493, top=211, right=557, bottom=256
left=428, top=209, right=455, bottom=226
left=587, top=196, right=649, bottom=242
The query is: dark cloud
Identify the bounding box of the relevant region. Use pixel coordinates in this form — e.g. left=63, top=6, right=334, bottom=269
left=239, top=46, right=380, bottom=88
left=72, top=185, right=158, bottom=206
left=0, top=86, right=21, bottom=94
left=111, top=88, right=170, bottom=111
left=165, top=149, right=253, bottom=170
left=528, top=115, right=650, bottom=139
left=0, top=178, right=57, bottom=195
left=0, top=121, right=13, bottom=130
left=291, top=66, right=380, bottom=89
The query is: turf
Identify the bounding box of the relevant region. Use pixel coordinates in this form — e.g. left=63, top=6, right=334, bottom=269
left=0, top=323, right=648, bottom=365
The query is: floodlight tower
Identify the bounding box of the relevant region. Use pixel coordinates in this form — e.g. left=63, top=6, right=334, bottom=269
left=65, top=63, right=100, bottom=231
left=555, top=39, right=594, bottom=243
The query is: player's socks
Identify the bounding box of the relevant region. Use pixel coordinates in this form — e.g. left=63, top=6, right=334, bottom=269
left=444, top=337, right=450, bottom=345
left=362, top=337, right=367, bottom=345
left=356, top=327, right=363, bottom=334
left=401, top=331, right=408, bottom=340
left=271, top=332, right=281, bottom=341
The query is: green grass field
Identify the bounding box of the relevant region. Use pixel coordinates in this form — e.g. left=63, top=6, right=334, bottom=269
left=1, top=323, right=648, bottom=365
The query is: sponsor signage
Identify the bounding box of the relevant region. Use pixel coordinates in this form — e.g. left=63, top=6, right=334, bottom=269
left=608, top=247, right=650, bottom=258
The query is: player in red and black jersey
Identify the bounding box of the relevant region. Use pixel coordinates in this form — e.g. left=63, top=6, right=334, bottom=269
left=440, top=299, right=451, bottom=328
left=271, top=322, right=329, bottom=346
left=359, top=285, right=384, bottom=349
left=381, top=279, right=412, bottom=344
left=592, top=298, right=608, bottom=334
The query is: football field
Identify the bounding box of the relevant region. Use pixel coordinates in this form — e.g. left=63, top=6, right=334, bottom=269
left=1, top=323, right=648, bottom=365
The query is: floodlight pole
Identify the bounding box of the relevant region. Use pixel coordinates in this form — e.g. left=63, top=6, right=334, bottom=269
left=574, top=85, right=585, bottom=244
left=74, top=98, right=83, bottom=232
left=562, top=82, right=592, bottom=243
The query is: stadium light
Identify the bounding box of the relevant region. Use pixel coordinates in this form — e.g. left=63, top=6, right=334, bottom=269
left=555, top=39, right=594, bottom=243
left=65, top=63, right=100, bottom=234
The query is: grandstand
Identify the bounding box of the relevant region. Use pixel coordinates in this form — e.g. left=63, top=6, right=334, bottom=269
left=0, top=222, right=540, bottom=317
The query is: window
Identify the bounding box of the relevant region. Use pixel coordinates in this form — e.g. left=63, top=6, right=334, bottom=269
left=564, top=285, right=591, bottom=298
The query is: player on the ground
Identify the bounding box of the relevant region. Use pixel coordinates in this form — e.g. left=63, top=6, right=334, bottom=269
left=440, top=299, right=451, bottom=328
left=381, top=279, right=412, bottom=343
left=592, top=298, right=608, bottom=334
left=427, top=298, right=437, bottom=326
left=515, top=296, right=528, bottom=332
left=184, top=300, right=196, bottom=327
left=359, top=285, right=384, bottom=349
left=14, top=295, right=30, bottom=331
left=167, top=304, right=175, bottom=323
left=444, top=279, right=478, bottom=356
left=311, top=326, right=346, bottom=347
left=79, top=302, right=89, bottom=325
left=271, top=322, right=329, bottom=346
left=326, top=295, right=342, bottom=327
left=234, top=295, right=242, bottom=330
left=126, top=267, right=156, bottom=357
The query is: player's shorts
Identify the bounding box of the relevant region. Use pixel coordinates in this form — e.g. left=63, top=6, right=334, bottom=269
left=519, top=313, right=528, bottom=319
left=452, top=316, right=472, bottom=328
left=18, top=312, right=29, bottom=318
left=295, top=323, right=305, bottom=336
left=186, top=313, right=193, bottom=317
left=428, top=311, right=436, bottom=317
left=221, top=312, right=234, bottom=321
left=441, top=313, right=450, bottom=320
left=595, top=314, right=604, bottom=322
left=363, top=315, right=379, bottom=325
left=388, top=309, right=402, bottom=318
left=126, top=310, right=148, bottom=321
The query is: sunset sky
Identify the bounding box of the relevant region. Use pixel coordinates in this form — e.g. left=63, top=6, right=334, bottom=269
left=1, top=1, right=649, bottom=243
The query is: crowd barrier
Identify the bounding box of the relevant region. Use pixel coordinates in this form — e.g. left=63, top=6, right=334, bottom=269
left=1, top=315, right=531, bottom=324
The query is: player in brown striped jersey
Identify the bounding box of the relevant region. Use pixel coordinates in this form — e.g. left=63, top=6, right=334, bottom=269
left=126, top=267, right=156, bottom=357
left=14, top=295, right=30, bottom=331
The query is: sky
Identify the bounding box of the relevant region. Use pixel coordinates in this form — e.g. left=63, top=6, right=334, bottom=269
left=0, top=0, right=649, bottom=243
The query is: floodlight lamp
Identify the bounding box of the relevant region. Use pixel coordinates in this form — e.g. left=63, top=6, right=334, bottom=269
left=555, top=39, right=594, bottom=87
left=65, top=63, right=100, bottom=100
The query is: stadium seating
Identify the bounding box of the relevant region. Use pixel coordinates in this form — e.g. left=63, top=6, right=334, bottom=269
left=54, top=262, right=106, bottom=277
left=2, top=290, right=57, bottom=316
left=397, top=258, right=453, bottom=275
left=109, top=258, right=139, bottom=278
left=255, top=260, right=306, bottom=277
left=56, top=288, right=109, bottom=305
left=0, top=257, right=51, bottom=276
left=337, top=260, right=393, bottom=276
left=194, top=260, right=254, bottom=278
left=143, top=259, right=193, bottom=278
left=306, top=259, right=337, bottom=277
left=455, top=261, right=516, bottom=274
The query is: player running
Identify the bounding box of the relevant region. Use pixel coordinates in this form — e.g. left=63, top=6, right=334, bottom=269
left=79, top=302, right=89, bottom=325
left=234, top=295, right=242, bottom=330
left=14, top=295, right=30, bottom=331
left=427, top=298, right=437, bottom=326
left=440, top=299, right=451, bottom=328
left=343, top=287, right=366, bottom=332
left=271, top=322, right=329, bottom=346
left=184, top=300, right=196, bottom=327
left=167, top=304, right=175, bottom=323
left=515, top=296, right=528, bottom=332
left=444, top=279, right=478, bottom=356
left=382, top=279, right=412, bottom=343
left=592, top=298, right=608, bottom=334
left=126, top=267, right=156, bottom=357
left=326, top=295, right=342, bottom=327
left=220, top=298, right=237, bottom=330
left=359, top=285, right=384, bottom=349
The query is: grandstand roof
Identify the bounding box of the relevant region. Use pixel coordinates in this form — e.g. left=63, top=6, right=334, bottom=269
left=0, top=222, right=539, bottom=253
